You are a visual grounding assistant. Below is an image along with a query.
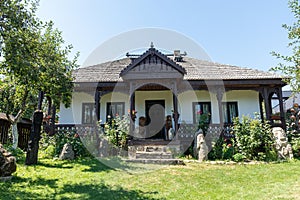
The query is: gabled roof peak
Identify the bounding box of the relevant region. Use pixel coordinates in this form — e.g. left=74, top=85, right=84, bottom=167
left=120, top=45, right=187, bottom=77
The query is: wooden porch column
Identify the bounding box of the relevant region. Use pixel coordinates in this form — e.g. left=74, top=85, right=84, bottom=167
left=172, top=81, right=179, bottom=140
left=216, top=89, right=224, bottom=127
left=129, top=82, right=136, bottom=136
left=173, top=93, right=179, bottom=135
left=276, top=87, right=286, bottom=130
left=130, top=92, right=136, bottom=121
left=259, top=93, right=265, bottom=122
left=94, top=90, right=101, bottom=122
left=261, top=87, right=272, bottom=122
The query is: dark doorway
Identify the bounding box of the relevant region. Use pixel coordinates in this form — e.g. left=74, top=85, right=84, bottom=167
left=145, top=100, right=165, bottom=139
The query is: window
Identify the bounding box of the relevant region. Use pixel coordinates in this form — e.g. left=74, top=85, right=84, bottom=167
left=106, top=102, right=125, bottom=121
left=193, top=102, right=211, bottom=124
left=82, top=103, right=96, bottom=124
left=222, top=102, right=238, bottom=124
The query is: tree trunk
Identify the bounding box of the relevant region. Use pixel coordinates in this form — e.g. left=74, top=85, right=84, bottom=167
left=25, top=111, right=43, bottom=165
left=11, top=123, right=18, bottom=149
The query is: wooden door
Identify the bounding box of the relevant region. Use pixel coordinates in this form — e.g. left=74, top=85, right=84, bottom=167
left=145, top=100, right=165, bottom=139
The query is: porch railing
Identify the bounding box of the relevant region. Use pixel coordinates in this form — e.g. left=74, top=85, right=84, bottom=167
left=55, top=124, right=100, bottom=135
left=54, top=123, right=233, bottom=142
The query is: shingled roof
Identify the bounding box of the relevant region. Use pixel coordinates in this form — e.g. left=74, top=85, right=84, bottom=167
left=73, top=56, right=283, bottom=83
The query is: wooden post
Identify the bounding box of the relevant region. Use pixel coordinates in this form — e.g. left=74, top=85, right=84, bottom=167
left=173, top=93, right=179, bottom=135
left=128, top=81, right=136, bottom=139
left=277, top=87, right=286, bottom=130
left=37, top=91, right=44, bottom=110
left=47, top=96, right=52, bottom=117
left=50, top=105, right=56, bottom=136
left=130, top=92, right=136, bottom=122
left=95, top=90, right=101, bottom=122
left=216, top=89, right=224, bottom=127
left=25, top=110, right=43, bottom=165
left=262, top=87, right=272, bottom=122
left=259, top=93, right=264, bottom=122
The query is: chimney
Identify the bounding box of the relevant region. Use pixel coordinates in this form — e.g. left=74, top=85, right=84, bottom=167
left=174, top=50, right=183, bottom=62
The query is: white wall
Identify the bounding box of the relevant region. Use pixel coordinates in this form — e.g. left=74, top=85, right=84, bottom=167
left=59, top=92, right=94, bottom=124
left=59, top=92, right=130, bottom=124
left=178, top=90, right=218, bottom=124
left=59, top=89, right=260, bottom=125
left=99, top=92, right=130, bottom=122
left=224, top=90, right=260, bottom=118
left=178, top=90, right=260, bottom=124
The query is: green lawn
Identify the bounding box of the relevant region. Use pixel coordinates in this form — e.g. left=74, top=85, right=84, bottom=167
left=1, top=158, right=300, bottom=200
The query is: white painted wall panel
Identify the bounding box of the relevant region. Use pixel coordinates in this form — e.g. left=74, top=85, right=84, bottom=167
left=59, top=92, right=93, bottom=124
left=58, top=90, right=260, bottom=125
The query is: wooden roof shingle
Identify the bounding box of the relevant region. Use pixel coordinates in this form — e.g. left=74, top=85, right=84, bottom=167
left=73, top=56, right=283, bottom=83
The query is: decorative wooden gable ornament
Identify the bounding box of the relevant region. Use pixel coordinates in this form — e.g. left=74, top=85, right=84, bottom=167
left=120, top=45, right=187, bottom=80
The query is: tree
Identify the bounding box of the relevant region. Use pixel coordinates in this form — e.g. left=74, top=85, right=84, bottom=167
left=271, top=0, right=300, bottom=92
left=0, top=0, right=78, bottom=150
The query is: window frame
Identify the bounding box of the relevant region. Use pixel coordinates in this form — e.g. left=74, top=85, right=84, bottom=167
left=222, top=102, right=239, bottom=124
left=82, top=103, right=96, bottom=124
left=192, top=102, right=212, bottom=124
left=106, top=102, right=125, bottom=121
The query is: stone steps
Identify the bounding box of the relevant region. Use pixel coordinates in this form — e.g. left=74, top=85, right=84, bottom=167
left=135, top=152, right=173, bottom=159
left=125, top=158, right=184, bottom=165
left=127, top=139, right=182, bottom=165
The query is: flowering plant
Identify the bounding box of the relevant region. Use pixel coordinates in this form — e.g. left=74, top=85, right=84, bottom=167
left=286, top=103, right=300, bottom=158
left=197, top=110, right=210, bottom=136
left=104, top=114, right=130, bottom=149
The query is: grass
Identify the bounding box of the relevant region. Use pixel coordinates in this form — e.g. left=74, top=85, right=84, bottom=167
left=1, top=157, right=300, bottom=200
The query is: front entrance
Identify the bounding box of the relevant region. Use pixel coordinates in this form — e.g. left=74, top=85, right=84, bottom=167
left=145, top=100, right=165, bottom=139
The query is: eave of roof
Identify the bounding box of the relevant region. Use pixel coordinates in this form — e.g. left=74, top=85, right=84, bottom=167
left=73, top=57, right=286, bottom=83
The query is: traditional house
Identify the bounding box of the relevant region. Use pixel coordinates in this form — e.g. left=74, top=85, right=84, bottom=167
left=57, top=44, right=286, bottom=156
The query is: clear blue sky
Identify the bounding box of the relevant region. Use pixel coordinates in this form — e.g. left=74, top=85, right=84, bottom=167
left=37, top=0, right=294, bottom=72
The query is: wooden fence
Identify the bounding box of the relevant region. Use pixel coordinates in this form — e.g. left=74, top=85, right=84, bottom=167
left=0, top=117, right=10, bottom=145
left=0, top=114, right=32, bottom=150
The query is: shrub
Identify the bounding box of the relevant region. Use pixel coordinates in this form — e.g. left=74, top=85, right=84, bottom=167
left=222, top=140, right=235, bottom=160
left=208, top=137, right=234, bottom=160
left=233, top=153, right=246, bottom=162
left=39, top=132, right=56, bottom=158
left=286, top=103, right=300, bottom=158
left=43, top=145, right=56, bottom=159
left=54, top=129, right=91, bottom=158
left=197, top=113, right=210, bottom=136
left=40, top=129, right=92, bottom=158
left=232, top=115, right=276, bottom=161
left=103, top=115, right=130, bottom=150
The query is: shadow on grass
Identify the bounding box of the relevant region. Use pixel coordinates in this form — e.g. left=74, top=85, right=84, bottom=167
left=37, top=160, right=74, bottom=169
left=0, top=176, right=59, bottom=199
left=58, top=182, right=164, bottom=200
left=36, top=157, right=113, bottom=172
left=0, top=176, right=163, bottom=200
left=74, top=158, right=114, bottom=172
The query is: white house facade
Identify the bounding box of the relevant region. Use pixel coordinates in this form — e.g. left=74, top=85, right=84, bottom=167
left=58, top=45, right=286, bottom=142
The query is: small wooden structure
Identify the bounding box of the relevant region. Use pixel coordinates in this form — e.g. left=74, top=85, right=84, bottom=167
left=0, top=113, right=31, bottom=150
